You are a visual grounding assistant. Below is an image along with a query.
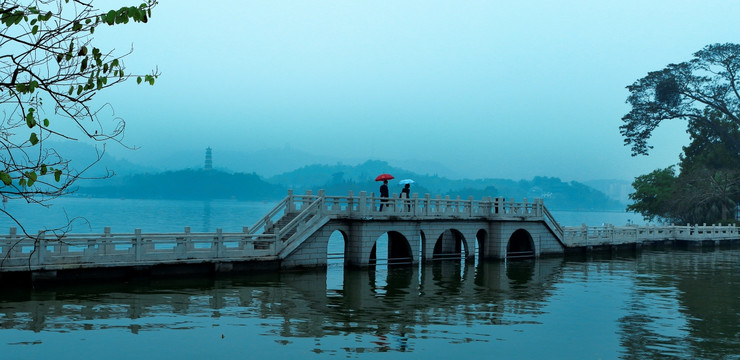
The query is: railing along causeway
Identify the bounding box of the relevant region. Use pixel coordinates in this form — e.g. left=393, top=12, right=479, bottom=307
left=563, top=223, right=740, bottom=246
left=0, top=226, right=277, bottom=272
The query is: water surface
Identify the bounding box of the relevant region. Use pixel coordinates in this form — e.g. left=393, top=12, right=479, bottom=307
left=1, top=249, right=737, bottom=360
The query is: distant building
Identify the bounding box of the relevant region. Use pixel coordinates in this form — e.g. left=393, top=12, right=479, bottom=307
left=205, top=147, right=213, bottom=170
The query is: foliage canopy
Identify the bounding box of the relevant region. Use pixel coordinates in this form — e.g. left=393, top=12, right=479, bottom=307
left=0, top=0, right=158, bottom=232
left=621, top=43, right=740, bottom=156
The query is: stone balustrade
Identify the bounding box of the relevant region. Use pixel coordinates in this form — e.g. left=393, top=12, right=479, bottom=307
left=283, top=189, right=547, bottom=220
left=563, top=223, right=740, bottom=246
left=0, top=226, right=277, bottom=272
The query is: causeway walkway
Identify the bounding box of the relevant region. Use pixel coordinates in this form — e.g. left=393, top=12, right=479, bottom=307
left=0, top=190, right=738, bottom=281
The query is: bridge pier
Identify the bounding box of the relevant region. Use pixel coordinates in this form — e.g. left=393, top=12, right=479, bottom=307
left=281, top=216, right=566, bottom=270
left=345, top=221, right=422, bottom=268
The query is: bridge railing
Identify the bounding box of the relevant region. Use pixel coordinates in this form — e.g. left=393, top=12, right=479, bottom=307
left=248, top=196, right=290, bottom=235
left=0, top=227, right=278, bottom=272
left=563, top=223, right=740, bottom=246
left=277, top=196, right=325, bottom=243
left=283, top=190, right=547, bottom=221
left=542, top=205, right=564, bottom=240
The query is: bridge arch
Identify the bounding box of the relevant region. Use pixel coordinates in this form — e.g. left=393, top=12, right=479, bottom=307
left=507, top=229, right=535, bottom=259
left=327, top=229, right=348, bottom=266
left=369, top=231, right=413, bottom=265
left=326, top=229, right=348, bottom=290
left=432, top=229, right=465, bottom=260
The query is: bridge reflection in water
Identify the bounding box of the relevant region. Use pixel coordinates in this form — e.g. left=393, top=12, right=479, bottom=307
left=0, top=258, right=558, bottom=336
left=1, top=248, right=738, bottom=359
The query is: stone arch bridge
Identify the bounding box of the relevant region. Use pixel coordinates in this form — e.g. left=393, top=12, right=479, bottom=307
left=266, top=190, right=565, bottom=269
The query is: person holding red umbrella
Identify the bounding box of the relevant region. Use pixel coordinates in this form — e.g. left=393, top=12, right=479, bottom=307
left=375, top=174, right=393, bottom=211
left=379, top=180, right=389, bottom=210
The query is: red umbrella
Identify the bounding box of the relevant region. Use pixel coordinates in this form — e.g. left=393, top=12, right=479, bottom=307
left=375, top=173, right=394, bottom=181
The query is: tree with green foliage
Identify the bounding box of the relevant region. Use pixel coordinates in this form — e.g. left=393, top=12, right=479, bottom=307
left=624, top=44, right=740, bottom=224
left=626, top=108, right=740, bottom=224
left=621, top=43, right=740, bottom=156
left=626, top=167, right=677, bottom=223
left=672, top=167, right=739, bottom=223
left=0, top=0, right=158, bottom=233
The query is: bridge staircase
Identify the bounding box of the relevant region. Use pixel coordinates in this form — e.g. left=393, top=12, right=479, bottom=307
left=246, top=193, right=333, bottom=260
left=542, top=206, right=565, bottom=245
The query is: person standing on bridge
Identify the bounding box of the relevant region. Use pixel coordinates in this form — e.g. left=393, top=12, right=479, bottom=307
left=379, top=180, right=389, bottom=211
left=400, top=183, right=411, bottom=211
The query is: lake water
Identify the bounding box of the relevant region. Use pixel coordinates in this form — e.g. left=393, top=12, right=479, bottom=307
left=1, top=198, right=737, bottom=360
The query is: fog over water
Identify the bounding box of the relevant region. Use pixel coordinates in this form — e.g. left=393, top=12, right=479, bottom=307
left=82, top=0, right=740, bottom=182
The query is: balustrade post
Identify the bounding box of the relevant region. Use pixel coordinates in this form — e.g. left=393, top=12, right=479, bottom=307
left=303, top=190, right=312, bottom=209
left=413, top=193, right=420, bottom=216
left=214, top=228, right=223, bottom=258
left=85, top=237, right=96, bottom=258
left=401, top=191, right=410, bottom=214
left=0, top=230, right=7, bottom=259
left=509, top=198, right=515, bottom=215
left=7, top=227, right=21, bottom=260
left=582, top=224, right=589, bottom=245
left=36, top=230, right=45, bottom=267
left=4, top=228, right=15, bottom=258
left=104, top=226, right=112, bottom=255
left=3, top=227, right=25, bottom=259
left=537, top=199, right=543, bottom=216
left=523, top=198, right=528, bottom=216
left=633, top=225, right=638, bottom=242
left=177, top=227, right=190, bottom=257
left=482, top=196, right=491, bottom=218
left=422, top=194, right=429, bottom=216
left=318, top=189, right=326, bottom=214
left=347, top=190, right=354, bottom=214
left=287, top=189, right=295, bottom=213
left=241, top=227, right=249, bottom=250
left=135, top=229, right=142, bottom=262
left=370, top=191, right=376, bottom=214
left=610, top=224, right=615, bottom=243
left=359, top=191, right=367, bottom=216
left=468, top=196, right=474, bottom=217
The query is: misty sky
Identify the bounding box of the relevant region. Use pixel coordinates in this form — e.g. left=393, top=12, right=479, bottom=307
left=91, top=1, right=740, bottom=181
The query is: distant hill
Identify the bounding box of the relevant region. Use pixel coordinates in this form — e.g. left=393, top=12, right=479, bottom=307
left=269, top=160, right=623, bottom=211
